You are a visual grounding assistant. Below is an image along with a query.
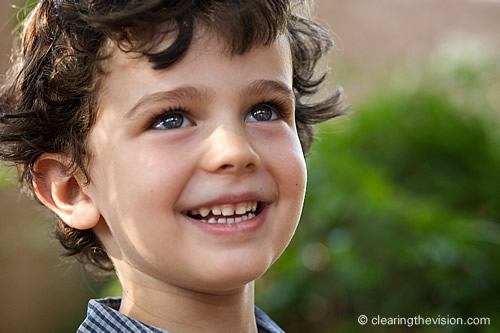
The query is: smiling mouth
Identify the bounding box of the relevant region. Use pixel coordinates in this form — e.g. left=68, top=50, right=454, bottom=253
left=186, top=201, right=265, bottom=224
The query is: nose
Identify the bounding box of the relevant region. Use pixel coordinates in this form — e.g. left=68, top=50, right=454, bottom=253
left=201, top=125, right=261, bottom=174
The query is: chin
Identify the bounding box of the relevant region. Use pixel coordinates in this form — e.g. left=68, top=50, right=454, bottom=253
left=192, top=252, right=275, bottom=294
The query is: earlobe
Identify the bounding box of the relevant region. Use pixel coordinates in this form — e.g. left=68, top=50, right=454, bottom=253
left=33, top=154, right=100, bottom=230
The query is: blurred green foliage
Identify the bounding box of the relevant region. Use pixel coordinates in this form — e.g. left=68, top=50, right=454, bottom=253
left=255, top=50, right=500, bottom=332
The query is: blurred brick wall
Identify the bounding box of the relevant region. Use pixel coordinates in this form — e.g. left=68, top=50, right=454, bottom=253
left=316, top=0, right=500, bottom=62
left=314, top=0, right=500, bottom=100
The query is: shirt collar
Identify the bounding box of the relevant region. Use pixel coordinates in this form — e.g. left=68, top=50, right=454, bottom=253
left=78, top=297, right=284, bottom=333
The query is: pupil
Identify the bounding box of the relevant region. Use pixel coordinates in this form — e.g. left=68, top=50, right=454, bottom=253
left=253, top=107, right=272, bottom=121
left=162, top=113, right=183, bottom=129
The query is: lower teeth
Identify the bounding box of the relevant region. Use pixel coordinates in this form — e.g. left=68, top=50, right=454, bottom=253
left=200, top=212, right=255, bottom=224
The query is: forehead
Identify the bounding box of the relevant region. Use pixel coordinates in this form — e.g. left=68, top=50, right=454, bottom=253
left=97, top=29, right=293, bottom=109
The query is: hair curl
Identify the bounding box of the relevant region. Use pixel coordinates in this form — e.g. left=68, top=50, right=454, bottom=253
left=0, top=0, right=345, bottom=274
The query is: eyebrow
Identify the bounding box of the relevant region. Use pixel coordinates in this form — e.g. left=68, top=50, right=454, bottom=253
left=242, top=79, right=294, bottom=102
left=125, top=86, right=213, bottom=119
left=125, top=79, right=294, bottom=119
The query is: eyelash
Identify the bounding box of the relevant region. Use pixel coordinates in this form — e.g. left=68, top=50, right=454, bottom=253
left=147, top=99, right=292, bottom=130
left=148, top=106, right=191, bottom=130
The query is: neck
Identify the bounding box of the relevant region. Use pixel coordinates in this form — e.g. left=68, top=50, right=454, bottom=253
left=117, top=273, right=258, bottom=333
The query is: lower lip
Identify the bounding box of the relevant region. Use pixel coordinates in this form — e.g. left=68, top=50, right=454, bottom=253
left=186, top=206, right=268, bottom=236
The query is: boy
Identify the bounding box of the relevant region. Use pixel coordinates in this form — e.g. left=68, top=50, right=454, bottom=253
left=0, top=0, right=344, bottom=332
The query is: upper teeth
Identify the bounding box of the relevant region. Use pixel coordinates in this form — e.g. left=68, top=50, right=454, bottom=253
left=189, top=201, right=258, bottom=218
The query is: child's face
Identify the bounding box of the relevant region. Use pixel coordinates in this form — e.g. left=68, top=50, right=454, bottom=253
left=86, top=30, right=306, bottom=292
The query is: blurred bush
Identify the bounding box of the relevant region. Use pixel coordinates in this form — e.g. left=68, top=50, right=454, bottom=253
left=255, top=46, right=500, bottom=332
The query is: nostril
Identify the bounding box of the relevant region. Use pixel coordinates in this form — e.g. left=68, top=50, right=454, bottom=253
left=245, top=162, right=256, bottom=170
left=217, top=162, right=255, bottom=172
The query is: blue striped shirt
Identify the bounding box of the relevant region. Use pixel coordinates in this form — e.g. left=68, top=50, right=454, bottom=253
left=77, top=297, right=284, bottom=332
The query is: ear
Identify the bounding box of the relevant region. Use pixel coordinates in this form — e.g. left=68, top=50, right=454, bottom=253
left=33, top=154, right=100, bottom=230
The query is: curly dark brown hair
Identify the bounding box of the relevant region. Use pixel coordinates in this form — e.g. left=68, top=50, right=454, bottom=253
left=0, top=0, right=345, bottom=274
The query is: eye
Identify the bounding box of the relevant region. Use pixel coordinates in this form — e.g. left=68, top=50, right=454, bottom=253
left=245, top=104, right=279, bottom=122
left=151, top=112, right=193, bottom=130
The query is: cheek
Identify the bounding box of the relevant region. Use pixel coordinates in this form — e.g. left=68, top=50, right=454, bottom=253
left=113, top=150, right=187, bottom=215
left=268, top=128, right=307, bottom=196
left=89, top=149, right=188, bottom=265
left=88, top=138, right=190, bottom=230
left=265, top=130, right=307, bottom=249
